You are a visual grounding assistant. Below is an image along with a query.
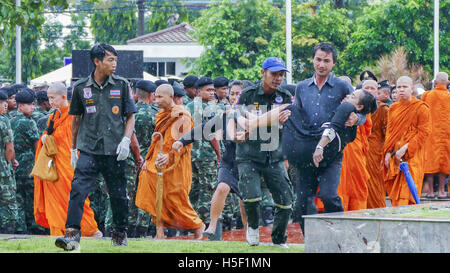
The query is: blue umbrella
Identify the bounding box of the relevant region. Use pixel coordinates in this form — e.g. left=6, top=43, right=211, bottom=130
left=398, top=162, right=420, bottom=204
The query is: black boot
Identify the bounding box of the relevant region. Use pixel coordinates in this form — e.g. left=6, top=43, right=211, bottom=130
left=55, top=228, right=81, bottom=251
left=112, top=230, right=128, bottom=246
left=135, top=226, right=148, bottom=238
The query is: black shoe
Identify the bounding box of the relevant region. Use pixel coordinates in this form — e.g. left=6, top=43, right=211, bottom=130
left=55, top=228, right=81, bottom=251
left=135, top=226, right=148, bottom=238
left=111, top=230, right=128, bottom=246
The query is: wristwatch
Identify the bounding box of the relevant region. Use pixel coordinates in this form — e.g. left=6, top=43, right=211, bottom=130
left=316, top=145, right=324, bottom=150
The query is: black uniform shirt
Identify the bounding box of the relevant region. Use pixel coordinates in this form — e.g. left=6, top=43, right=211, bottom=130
left=69, top=72, right=137, bottom=155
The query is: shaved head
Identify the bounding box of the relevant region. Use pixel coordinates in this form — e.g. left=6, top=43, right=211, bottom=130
left=155, top=84, right=174, bottom=97
left=397, top=76, right=413, bottom=87
left=47, top=82, right=67, bottom=96
left=435, top=72, right=448, bottom=85
left=154, top=84, right=175, bottom=109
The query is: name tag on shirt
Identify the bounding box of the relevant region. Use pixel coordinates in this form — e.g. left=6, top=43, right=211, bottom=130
left=110, top=90, right=121, bottom=98
left=86, top=106, right=97, bottom=114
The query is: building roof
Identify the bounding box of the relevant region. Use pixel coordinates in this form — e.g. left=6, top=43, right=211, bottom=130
left=127, top=22, right=196, bottom=44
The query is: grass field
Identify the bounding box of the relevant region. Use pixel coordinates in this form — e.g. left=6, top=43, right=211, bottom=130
left=0, top=236, right=305, bottom=253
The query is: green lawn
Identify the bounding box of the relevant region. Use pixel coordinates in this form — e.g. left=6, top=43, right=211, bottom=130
left=0, top=236, right=305, bottom=253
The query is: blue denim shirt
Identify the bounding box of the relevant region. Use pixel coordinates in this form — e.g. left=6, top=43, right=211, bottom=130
left=288, top=72, right=364, bottom=138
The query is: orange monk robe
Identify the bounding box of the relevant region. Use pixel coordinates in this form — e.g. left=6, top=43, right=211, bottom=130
left=338, top=115, right=373, bottom=211
left=366, top=101, right=389, bottom=208
left=135, top=105, right=203, bottom=230
left=421, top=85, right=450, bottom=175
left=382, top=97, right=431, bottom=207
left=33, top=106, right=99, bottom=236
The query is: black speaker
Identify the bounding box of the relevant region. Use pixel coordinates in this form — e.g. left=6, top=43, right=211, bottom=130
left=72, top=50, right=143, bottom=80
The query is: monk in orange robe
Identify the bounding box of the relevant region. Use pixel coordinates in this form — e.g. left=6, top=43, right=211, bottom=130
left=383, top=76, right=431, bottom=207
left=421, top=72, right=450, bottom=198
left=364, top=81, right=389, bottom=208
left=135, top=84, right=205, bottom=239
left=338, top=116, right=372, bottom=211
left=33, top=82, right=100, bottom=237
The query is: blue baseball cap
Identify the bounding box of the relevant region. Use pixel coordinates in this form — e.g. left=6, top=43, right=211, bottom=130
left=262, top=57, right=289, bottom=73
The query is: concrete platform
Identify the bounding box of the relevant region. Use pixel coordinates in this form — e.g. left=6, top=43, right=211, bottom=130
left=304, top=201, right=450, bottom=253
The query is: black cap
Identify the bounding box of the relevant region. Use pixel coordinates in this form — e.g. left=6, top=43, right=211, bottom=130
left=195, top=77, right=213, bottom=88
left=213, top=76, right=229, bottom=88
left=378, top=80, right=390, bottom=89
left=173, top=85, right=186, bottom=97
left=36, top=90, right=49, bottom=103
left=155, top=79, right=169, bottom=87
left=135, top=80, right=157, bottom=93
left=0, top=90, right=8, bottom=101
left=15, top=89, right=36, bottom=104
left=183, top=75, right=199, bottom=88
left=360, top=70, right=378, bottom=82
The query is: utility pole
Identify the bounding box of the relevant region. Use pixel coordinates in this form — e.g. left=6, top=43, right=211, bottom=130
left=16, top=0, right=22, bottom=83
left=286, top=0, right=292, bottom=84
left=137, top=0, right=145, bottom=36
left=434, top=0, right=439, bottom=79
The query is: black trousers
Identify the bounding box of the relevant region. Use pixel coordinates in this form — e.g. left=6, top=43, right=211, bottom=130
left=66, top=151, right=129, bottom=232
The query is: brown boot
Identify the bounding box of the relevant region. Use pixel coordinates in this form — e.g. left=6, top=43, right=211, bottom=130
left=55, top=228, right=81, bottom=251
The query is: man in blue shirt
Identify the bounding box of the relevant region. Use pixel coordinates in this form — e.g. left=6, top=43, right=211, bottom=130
left=283, top=42, right=364, bottom=234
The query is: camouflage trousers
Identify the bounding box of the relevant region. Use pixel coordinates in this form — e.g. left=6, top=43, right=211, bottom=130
left=15, top=177, right=48, bottom=234
left=0, top=175, right=20, bottom=233
left=190, top=160, right=218, bottom=226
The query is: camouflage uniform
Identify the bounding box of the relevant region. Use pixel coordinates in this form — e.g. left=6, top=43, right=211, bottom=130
left=36, top=113, right=50, bottom=135
left=31, top=106, right=47, bottom=124
left=88, top=174, right=109, bottom=234
left=6, top=109, right=17, bottom=120
left=11, top=112, right=48, bottom=234
left=186, top=98, right=225, bottom=225
left=0, top=115, right=20, bottom=233
left=132, top=102, right=159, bottom=236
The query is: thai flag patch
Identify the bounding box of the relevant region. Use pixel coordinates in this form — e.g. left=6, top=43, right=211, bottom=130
left=86, top=106, right=97, bottom=114
left=110, top=90, right=121, bottom=98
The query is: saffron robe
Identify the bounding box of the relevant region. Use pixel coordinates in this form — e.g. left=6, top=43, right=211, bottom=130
left=33, top=106, right=99, bottom=236
left=135, top=105, right=203, bottom=229
left=421, top=85, right=450, bottom=175
left=366, top=101, right=389, bottom=208
left=338, top=115, right=372, bottom=211
left=382, top=97, right=431, bottom=206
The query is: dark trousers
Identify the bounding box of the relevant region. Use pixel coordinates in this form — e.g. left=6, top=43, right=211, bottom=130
left=238, top=160, right=293, bottom=244
left=66, top=151, right=129, bottom=232
left=294, top=153, right=344, bottom=234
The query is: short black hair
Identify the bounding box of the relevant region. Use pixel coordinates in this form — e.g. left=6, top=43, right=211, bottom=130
left=313, top=42, right=338, bottom=63
left=357, top=90, right=377, bottom=115
left=90, top=44, right=118, bottom=66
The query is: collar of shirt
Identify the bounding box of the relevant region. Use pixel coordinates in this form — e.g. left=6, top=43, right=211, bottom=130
left=309, top=72, right=336, bottom=88
left=86, top=71, right=116, bottom=89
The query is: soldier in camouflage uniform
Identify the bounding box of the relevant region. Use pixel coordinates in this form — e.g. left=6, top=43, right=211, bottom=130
left=11, top=89, right=48, bottom=235
left=182, top=75, right=198, bottom=106
left=0, top=91, right=20, bottom=234
left=132, top=80, right=159, bottom=237
left=3, top=85, right=18, bottom=120
left=186, top=77, right=225, bottom=226
left=31, top=90, right=51, bottom=124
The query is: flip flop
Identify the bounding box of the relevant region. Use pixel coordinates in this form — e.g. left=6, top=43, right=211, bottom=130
left=437, top=195, right=448, bottom=199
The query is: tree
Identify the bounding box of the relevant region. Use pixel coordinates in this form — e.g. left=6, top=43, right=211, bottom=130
left=144, top=0, right=197, bottom=34
left=90, top=0, right=137, bottom=44
left=341, top=0, right=449, bottom=79
left=190, top=0, right=285, bottom=81
left=290, top=1, right=353, bottom=81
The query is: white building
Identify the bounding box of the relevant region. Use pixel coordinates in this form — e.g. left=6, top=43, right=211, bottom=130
left=113, top=22, right=204, bottom=78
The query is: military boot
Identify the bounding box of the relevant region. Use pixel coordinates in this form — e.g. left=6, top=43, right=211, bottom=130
left=55, top=228, right=81, bottom=251
left=112, top=230, right=128, bottom=246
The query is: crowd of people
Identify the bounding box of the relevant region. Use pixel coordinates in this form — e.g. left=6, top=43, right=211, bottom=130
left=0, top=42, right=448, bottom=250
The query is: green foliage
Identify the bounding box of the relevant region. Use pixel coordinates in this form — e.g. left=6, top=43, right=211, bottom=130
left=144, top=0, right=196, bottom=33
left=191, top=0, right=285, bottom=81
left=291, top=1, right=352, bottom=80
left=341, top=0, right=449, bottom=78
left=90, top=0, right=137, bottom=44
